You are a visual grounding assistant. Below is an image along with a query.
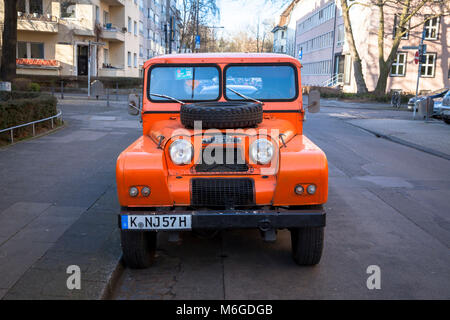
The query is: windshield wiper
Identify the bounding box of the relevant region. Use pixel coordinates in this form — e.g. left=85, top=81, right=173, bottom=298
left=227, top=87, right=263, bottom=105
left=150, top=93, right=186, bottom=105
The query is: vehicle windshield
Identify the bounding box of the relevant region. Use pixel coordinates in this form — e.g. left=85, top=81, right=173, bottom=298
left=148, top=66, right=220, bottom=102
left=225, top=65, right=297, bottom=101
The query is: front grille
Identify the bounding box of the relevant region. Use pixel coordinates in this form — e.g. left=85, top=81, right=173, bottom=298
left=194, top=148, right=249, bottom=173
left=191, top=178, right=255, bottom=207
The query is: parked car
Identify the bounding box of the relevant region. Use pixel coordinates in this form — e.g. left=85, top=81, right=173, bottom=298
left=120, top=53, right=328, bottom=268
left=439, top=90, right=450, bottom=124
left=408, top=88, right=449, bottom=111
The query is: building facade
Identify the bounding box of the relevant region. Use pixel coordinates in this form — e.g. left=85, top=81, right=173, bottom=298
left=277, top=0, right=449, bottom=93
left=0, top=0, right=180, bottom=79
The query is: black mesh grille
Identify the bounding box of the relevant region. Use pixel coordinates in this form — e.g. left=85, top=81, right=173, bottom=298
left=191, top=178, right=255, bottom=207
left=194, top=148, right=249, bottom=173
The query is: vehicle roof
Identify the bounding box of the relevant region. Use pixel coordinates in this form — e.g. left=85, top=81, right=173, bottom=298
left=143, top=52, right=302, bottom=68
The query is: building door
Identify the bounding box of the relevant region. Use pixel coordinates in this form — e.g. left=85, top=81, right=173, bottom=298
left=334, top=55, right=345, bottom=84
left=77, top=45, right=88, bottom=76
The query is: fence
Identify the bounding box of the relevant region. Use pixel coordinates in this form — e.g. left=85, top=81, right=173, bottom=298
left=0, top=110, right=63, bottom=144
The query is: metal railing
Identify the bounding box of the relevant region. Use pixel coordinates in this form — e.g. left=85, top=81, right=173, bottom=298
left=322, top=73, right=343, bottom=87
left=0, top=110, right=63, bottom=144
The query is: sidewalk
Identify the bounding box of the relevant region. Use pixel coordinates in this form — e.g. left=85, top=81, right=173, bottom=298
left=321, top=98, right=407, bottom=111
left=348, top=118, right=450, bottom=160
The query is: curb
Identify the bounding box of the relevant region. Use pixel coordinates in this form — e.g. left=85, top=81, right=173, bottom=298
left=0, top=122, right=66, bottom=149
left=100, top=257, right=124, bottom=300
left=349, top=122, right=450, bottom=161
left=322, top=104, right=410, bottom=112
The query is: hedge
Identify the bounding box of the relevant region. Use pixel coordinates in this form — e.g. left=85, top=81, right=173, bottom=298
left=0, top=94, right=57, bottom=131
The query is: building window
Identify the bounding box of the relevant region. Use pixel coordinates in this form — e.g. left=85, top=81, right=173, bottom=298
left=134, top=21, right=137, bottom=36
left=103, top=48, right=109, bottom=65
left=61, top=1, right=76, bottom=18
left=103, top=11, right=109, bottom=26
left=424, top=17, right=439, bottom=40
left=17, top=42, right=44, bottom=59
left=95, top=6, right=100, bottom=23
left=139, top=0, right=144, bottom=11
left=30, top=0, right=43, bottom=15
left=139, top=45, right=143, bottom=57
left=128, top=17, right=132, bottom=32
left=420, top=53, right=436, bottom=77
left=147, top=49, right=151, bottom=59
left=30, top=42, right=44, bottom=59
left=139, top=21, right=144, bottom=35
left=393, top=15, right=409, bottom=39
left=337, top=24, right=345, bottom=46
left=390, top=52, right=407, bottom=76
left=17, top=42, right=27, bottom=58
left=302, top=60, right=332, bottom=75
left=127, top=51, right=131, bottom=67
left=134, top=53, right=137, bottom=68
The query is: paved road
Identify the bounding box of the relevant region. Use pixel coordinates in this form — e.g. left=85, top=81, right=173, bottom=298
left=113, top=106, right=450, bottom=300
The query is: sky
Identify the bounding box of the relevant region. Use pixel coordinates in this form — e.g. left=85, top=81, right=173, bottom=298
left=216, top=0, right=290, bottom=38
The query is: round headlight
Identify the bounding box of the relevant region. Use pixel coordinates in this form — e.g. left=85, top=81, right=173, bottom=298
left=169, top=139, right=193, bottom=165
left=250, top=138, right=274, bottom=165
left=307, top=184, right=316, bottom=195
left=129, top=187, right=138, bottom=197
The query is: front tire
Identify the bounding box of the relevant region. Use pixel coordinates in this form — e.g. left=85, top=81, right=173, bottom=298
left=290, top=227, right=324, bottom=266
left=120, top=230, right=157, bottom=269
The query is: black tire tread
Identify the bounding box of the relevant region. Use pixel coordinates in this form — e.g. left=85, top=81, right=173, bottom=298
left=290, top=227, right=324, bottom=266
left=181, top=102, right=263, bottom=129
left=120, top=230, right=157, bottom=269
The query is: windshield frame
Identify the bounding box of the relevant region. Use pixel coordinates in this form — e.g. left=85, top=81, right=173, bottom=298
left=223, top=62, right=299, bottom=102
left=147, top=63, right=222, bottom=103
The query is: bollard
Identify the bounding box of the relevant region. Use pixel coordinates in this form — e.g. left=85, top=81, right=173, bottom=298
left=60, top=80, right=64, bottom=99
left=106, top=88, right=110, bottom=107
left=116, top=82, right=119, bottom=101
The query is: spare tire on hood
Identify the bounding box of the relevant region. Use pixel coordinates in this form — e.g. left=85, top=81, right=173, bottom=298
left=180, top=101, right=263, bottom=129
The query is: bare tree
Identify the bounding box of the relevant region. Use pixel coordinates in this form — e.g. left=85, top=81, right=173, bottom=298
left=342, top=0, right=449, bottom=95
left=178, top=0, right=220, bottom=52
left=340, top=0, right=368, bottom=94
left=372, top=0, right=449, bottom=95
left=0, top=0, right=18, bottom=81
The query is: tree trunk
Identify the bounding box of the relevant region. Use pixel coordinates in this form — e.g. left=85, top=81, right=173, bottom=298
left=339, top=0, right=368, bottom=94
left=0, top=0, right=18, bottom=81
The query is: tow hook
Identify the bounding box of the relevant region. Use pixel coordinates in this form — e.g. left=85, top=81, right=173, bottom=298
left=258, top=219, right=277, bottom=243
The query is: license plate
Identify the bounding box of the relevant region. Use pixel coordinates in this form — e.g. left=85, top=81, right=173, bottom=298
left=121, top=215, right=192, bottom=230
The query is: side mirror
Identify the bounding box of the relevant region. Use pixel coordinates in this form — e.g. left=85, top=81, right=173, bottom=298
left=128, top=94, right=140, bottom=116
left=307, top=90, right=320, bottom=113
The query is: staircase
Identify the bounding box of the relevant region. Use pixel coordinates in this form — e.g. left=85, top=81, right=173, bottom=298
left=322, top=73, right=343, bottom=87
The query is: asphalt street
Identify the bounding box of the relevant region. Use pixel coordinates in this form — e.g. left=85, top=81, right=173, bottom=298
left=113, top=105, right=450, bottom=299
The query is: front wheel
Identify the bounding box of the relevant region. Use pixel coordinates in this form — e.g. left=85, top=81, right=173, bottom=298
left=120, top=230, right=157, bottom=269
left=290, top=227, right=324, bottom=266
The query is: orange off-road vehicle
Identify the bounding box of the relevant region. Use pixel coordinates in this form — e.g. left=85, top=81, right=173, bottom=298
left=117, top=53, right=328, bottom=268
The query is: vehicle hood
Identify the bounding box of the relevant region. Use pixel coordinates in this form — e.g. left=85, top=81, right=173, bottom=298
left=148, top=117, right=298, bottom=148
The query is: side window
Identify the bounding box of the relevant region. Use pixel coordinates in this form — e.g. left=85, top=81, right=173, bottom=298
left=424, top=17, right=439, bottom=40
left=420, top=53, right=436, bottom=77
left=390, top=52, right=407, bottom=76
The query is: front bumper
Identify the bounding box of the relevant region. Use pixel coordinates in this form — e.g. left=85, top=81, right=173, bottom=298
left=119, top=205, right=326, bottom=231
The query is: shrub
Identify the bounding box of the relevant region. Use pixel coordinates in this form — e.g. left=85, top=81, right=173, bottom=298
left=29, top=82, right=41, bottom=92
left=12, top=78, right=32, bottom=91
left=0, top=94, right=57, bottom=131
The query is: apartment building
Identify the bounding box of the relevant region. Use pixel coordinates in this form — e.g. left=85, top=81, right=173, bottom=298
left=272, top=0, right=302, bottom=56
left=0, top=0, right=180, bottom=79
left=277, top=0, right=449, bottom=93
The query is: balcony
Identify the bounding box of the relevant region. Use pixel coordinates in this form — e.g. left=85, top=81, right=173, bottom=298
left=101, top=0, right=125, bottom=6
left=102, top=25, right=125, bottom=42
left=17, top=13, right=58, bottom=33
left=98, top=66, right=126, bottom=77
